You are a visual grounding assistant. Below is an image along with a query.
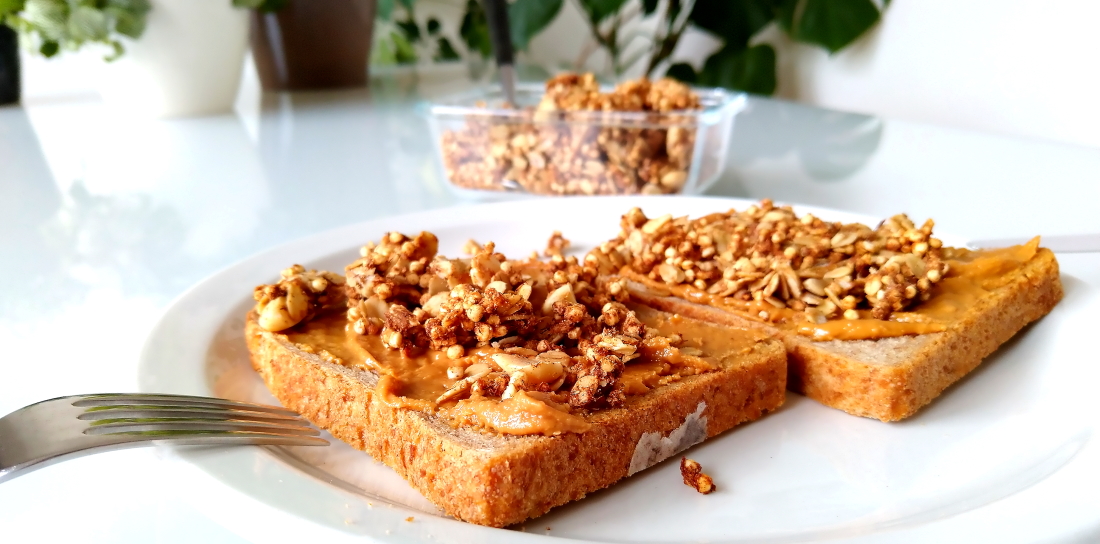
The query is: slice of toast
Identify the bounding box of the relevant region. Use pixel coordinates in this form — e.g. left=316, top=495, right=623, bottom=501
left=625, top=247, right=1061, bottom=421
left=598, top=204, right=1063, bottom=422
left=245, top=305, right=786, bottom=527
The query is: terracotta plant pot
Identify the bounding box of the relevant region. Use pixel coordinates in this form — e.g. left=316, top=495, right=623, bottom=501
left=0, top=25, right=18, bottom=105
left=250, top=0, right=375, bottom=91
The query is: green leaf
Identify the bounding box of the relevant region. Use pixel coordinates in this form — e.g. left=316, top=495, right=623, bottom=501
left=376, top=0, right=393, bottom=20
left=104, top=39, right=123, bottom=61
left=232, top=0, right=285, bottom=11
left=778, top=0, right=880, bottom=53
left=508, top=0, right=562, bottom=51
left=426, top=17, right=440, bottom=35
left=665, top=62, right=697, bottom=84
left=260, top=0, right=288, bottom=13
left=641, top=0, right=658, bottom=15
left=460, top=0, right=491, bottom=58
left=689, top=0, right=774, bottom=48
left=107, top=6, right=144, bottom=38
left=106, top=0, right=151, bottom=15
left=0, top=0, right=26, bottom=17
left=434, top=36, right=459, bottom=61
left=38, top=38, right=57, bottom=56
left=577, top=0, right=627, bottom=24
left=372, top=34, right=397, bottom=65
left=22, top=0, right=67, bottom=40
left=697, top=44, right=776, bottom=95
left=68, top=5, right=109, bottom=41
left=390, top=30, right=417, bottom=63
left=395, top=17, right=420, bottom=42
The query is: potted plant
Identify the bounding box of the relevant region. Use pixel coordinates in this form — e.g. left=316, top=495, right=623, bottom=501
left=553, top=0, right=886, bottom=95
left=98, top=0, right=249, bottom=117
left=235, top=0, right=375, bottom=91
left=0, top=0, right=152, bottom=105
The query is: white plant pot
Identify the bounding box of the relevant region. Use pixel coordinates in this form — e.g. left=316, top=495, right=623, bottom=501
left=99, top=0, right=248, bottom=118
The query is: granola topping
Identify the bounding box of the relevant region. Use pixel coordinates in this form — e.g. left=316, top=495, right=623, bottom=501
left=440, top=73, right=701, bottom=195
left=592, top=200, right=950, bottom=323
left=339, top=231, right=710, bottom=415
left=253, top=265, right=346, bottom=332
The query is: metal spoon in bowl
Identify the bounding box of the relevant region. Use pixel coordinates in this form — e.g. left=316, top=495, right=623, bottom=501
left=482, top=0, right=517, bottom=105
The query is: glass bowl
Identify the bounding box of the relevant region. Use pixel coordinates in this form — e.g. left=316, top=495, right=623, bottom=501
left=426, top=84, right=745, bottom=197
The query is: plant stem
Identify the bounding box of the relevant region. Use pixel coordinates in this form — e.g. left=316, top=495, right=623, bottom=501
left=569, top=0, right=626, bottom=77
left=644, top=0, right=692, bottom=78
left=573, top=38, right=600, bottom=71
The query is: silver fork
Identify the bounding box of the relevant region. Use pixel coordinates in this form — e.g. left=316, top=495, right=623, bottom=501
left=0, top=393, right=328, bottom=483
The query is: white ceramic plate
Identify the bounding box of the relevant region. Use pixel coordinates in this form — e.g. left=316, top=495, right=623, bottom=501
left=138, top=196, right=1100, bottom=543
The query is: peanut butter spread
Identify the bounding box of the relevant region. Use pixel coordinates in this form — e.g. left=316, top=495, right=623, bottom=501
left=283, top=307, right=760, bottom=436
left=591, top=201, right=1044, bottom=341
left=252, top=202, right=1042, bottom=436
left=257, top=230, right=767, bottom=437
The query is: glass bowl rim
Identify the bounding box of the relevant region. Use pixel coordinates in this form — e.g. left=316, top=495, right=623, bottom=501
left=426, top=83, right=746, bottom=126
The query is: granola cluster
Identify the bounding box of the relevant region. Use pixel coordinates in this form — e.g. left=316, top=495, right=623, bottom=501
left=440, top=73, right=701, bottom=195
left=341, top=230, right=690, bottom=410
left=680, top=457, right=715, bottom=494
left=253, top=265, right=346, bottom=332
left=592, top=200, right=949, bottom=321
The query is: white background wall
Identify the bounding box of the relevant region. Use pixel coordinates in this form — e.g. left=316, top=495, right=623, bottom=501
left=15, top=0, right=1100, bottom=149
left=765, top=0, right=1100, bottom=149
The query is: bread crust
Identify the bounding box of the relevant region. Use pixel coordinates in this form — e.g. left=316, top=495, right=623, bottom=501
left=245, top=311, right=786, bottom=527
left=627, top=248, right=1063, bottom=422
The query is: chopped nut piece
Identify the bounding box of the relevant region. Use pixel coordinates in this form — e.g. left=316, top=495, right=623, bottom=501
left=542, top=283, right=577, bottom=314
left=680, top=457, right=715, bottom=494
left=502, top=371, right=529, bottom=400
left=253, top=266, right=347, bottom=331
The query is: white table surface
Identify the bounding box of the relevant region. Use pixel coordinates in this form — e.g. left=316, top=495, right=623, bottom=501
left=2, top=77, right=1099, bottom=543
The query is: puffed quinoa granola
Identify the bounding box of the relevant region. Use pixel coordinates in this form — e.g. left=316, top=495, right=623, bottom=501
left=590, top=200, right=949, bottom=321
left=439, top=73, right=701, bottom=196
left=339, top=230, right=709, bottom=410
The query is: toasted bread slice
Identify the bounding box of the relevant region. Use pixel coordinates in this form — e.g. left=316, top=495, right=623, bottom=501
left=624, top=247, right=1062, bottom=421
left=245, top=305, right=786, bottom=527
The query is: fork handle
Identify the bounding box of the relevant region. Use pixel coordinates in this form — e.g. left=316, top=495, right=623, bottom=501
left=0, top=394, right=327, bottom=484
left=0, top=432, right=326, bottom=484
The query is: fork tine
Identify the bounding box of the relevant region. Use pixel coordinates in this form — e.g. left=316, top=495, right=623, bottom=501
left=77, top=407, right=312, bottom=425
left=0, top=394, right=330, bottom=484
left=108, top=431, right=330, bottom=447
left=72, top=394, right=298, bottom=415
left=83, top=419, right=322, bottom=436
